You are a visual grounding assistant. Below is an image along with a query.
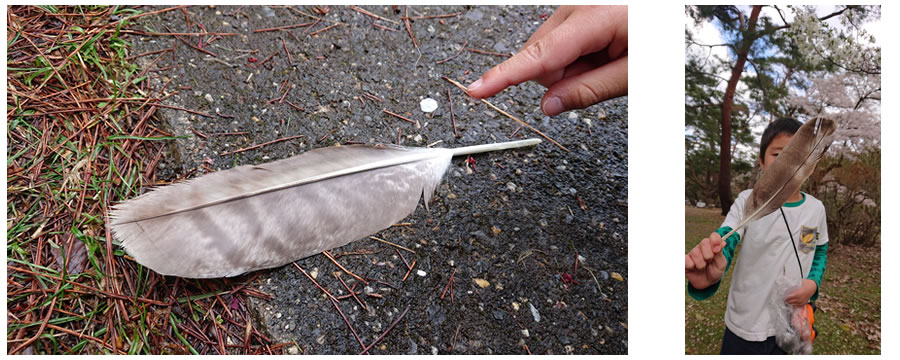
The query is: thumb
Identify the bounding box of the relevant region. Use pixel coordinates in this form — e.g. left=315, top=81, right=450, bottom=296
left=712, top=239, right=724, bottom=253
left=709, top=232, right=725, bottom=253
left=540, top=56, right=627, bottom=116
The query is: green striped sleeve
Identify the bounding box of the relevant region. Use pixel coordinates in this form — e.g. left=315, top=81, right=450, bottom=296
left=806, top=243, right=828, bottom=301
left=687, top=226, right=741, bottom=301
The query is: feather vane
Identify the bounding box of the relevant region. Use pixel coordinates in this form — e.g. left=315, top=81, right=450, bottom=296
left=110, top=139, right=539, bottom=278
left=722, top=117, right=836, bottom=240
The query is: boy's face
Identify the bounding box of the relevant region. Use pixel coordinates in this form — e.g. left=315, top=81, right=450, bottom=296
left=759, top=133, right=793, bottom=172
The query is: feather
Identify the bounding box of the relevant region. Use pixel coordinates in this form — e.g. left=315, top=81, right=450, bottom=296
left=722, top=118, right=836, bottom=240
left=109, top=138, right=540, bottom=278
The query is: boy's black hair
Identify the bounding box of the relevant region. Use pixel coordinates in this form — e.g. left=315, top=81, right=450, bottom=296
left=759, top=117, right=803, bottom=164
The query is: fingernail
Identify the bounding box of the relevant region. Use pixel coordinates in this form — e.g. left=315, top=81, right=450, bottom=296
left=543, top=96, right=564, bottom=116
left=467, top=78, right=483, bottom=91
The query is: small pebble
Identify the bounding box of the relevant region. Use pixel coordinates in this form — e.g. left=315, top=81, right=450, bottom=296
left=506, top=182, right=517, bottom=192
left=204, top=93, right=214, bottom=103
left=416, top=270, right=427, bottom=277
left=599, top=270, right=609, bottom=280
left=529, top=303, right=541, bottom=322
left=473, top=278, right=490, bottom=288
left=611, top=272, right=624, bottom=281
left=420, top=98, right=438, bottom=113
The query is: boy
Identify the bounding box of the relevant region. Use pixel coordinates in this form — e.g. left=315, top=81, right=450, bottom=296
left=685, top=118, right=829, bottom=355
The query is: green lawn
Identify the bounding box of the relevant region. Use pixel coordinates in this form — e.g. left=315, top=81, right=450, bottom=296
left=684, top=206, right=881, bottom=354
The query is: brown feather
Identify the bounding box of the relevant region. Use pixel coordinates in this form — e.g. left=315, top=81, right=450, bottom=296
left=722, top=118, right=836, bottom=239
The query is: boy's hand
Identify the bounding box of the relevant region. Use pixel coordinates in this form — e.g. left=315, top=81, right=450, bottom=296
left=465, top=5, right=627, bottom=116
left=785, top=279, right=818, bottom=306
left=685, top=233, right=728, bottom=290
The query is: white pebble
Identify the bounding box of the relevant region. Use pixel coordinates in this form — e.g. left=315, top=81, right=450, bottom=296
left=416, top=270, right=427, bottom=277
left=420, top=98, right=438, bottom=113
left=529, top=303, right=541, bottom=322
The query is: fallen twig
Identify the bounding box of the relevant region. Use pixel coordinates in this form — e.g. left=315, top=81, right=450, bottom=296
left=373, top=23, right=400, bottom=32
left=447, top=89, right=461, bottom=138
left=253, top=22, right=316, bottom=33
left=220, top=135, right=304, bottom=156
left=335, top=273, right=367, bottom=310
left=308, top=23, right=340, bottom=36
left=358, top=307, right=410, bottom=354
left=442, top=76, right=570, bottom=152
left=329, top=297, right=367, bottom=353
left=349, top=5, right=401, bottom=25
left=440, top=268, right=457, bottom=300
left=292, top=262, right=339, bottom=303
left=436, top=40, right=468, bottom=65
left=466, top=47, right=511, bottom=58
left=251, top=48, right=281, bottom=68
left=382, top=109, right=417, bottom=124
left=402, top=6, right=419, bottom=49
left=369, top=236, right=415, bottom=254
left=323, top=251, right=367, bottom=285
left=282, top=37, right=292, bottom=65
left=285, top=101, right=305, bottom=112
left=402, top=260, right=417, bottom=282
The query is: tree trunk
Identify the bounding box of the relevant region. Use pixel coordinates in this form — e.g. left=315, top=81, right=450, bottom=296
left=718, top=5, right=762, bottom=215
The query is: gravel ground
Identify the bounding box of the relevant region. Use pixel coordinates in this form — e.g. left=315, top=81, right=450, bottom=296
left=132, top=5, right=627, bottom=354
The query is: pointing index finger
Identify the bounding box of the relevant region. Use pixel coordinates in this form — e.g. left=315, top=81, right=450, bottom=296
left=466, top=9, right=619, bottom=99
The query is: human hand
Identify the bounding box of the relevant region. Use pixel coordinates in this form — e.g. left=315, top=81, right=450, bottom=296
left=465, top=5, right=627, bottom=117
left=685, top=232, right=728, bottom=290
left=785, top=279, right=818, bottom=306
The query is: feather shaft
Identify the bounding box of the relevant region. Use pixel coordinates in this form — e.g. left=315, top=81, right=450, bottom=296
left=450, top=138, right=541, bottom=157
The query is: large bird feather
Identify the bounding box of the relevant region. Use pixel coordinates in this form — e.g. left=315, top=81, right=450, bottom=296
left=110, top=139, right=540, bottom=278
left=722, top=118, right=836, bottom=240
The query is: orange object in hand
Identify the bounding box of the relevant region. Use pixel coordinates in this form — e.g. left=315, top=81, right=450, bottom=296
left=805, top=303, right=816, bottom=341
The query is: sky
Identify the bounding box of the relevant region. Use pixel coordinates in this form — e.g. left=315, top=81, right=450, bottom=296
left=684, top=5, right=881, bottom=157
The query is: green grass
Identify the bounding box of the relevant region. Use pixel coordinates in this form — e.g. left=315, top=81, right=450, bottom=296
left=684, top=206, right=881, bottom=354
